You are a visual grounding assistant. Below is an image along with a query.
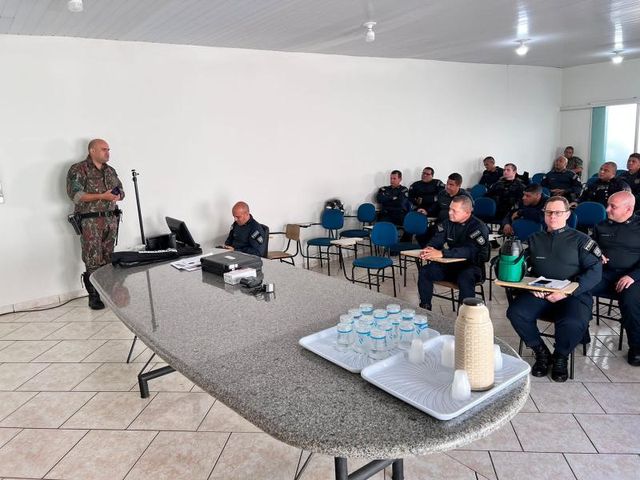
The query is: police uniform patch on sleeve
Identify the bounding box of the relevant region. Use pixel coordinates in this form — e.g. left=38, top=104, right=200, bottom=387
left=584, top=239, right=602, bottom=258
left=469, top=230, right=480, bottom=239
left=470, top=229, right=485, bottom=245
left=437, top=224, right=444, bottom=232
left=251, top=230, right=264, bottom=244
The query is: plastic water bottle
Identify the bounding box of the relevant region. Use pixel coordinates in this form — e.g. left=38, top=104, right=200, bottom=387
left=414, top=315, right=429, bottom=339
left=359, top=303, right=374, bottom=317
left=339, top=314, right=354, bottom=326
left=373, top=309, right=388, bottom=327
left=368, top=329, right=388, bottom=360
left=378, top=320, right=395, bottom=350
left=353, top=322, right=371, bottom=354
left=401, top=308, right=415, bottom=321
left=348, top=308, right=362, bottom=321
left=336, top=322, right=353, bottom=351
left=398, top=320, right=416, bottom=349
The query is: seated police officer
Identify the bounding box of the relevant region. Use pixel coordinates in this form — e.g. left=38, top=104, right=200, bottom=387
left=408, top=166, right=445, bottom=213
left=507, top=196, right=602, bottom=382
left=478, top=156, right=504, bottom=188
left=418, top=196, right=490, bottom=310
left=619, top=153, right=640, bottom=210
left=541, top=156, right=583, bottom=202
left=591, top=191, right=640, bottom=366
left=577, top=161, right=629, bottom=207
left=502, top=184, right=547, bottom=236
left=223, top=201, right=267, bottom=257
left=487, top=163, right=526, bottom=222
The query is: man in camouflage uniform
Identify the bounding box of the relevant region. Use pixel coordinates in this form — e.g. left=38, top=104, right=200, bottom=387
left=66, top=139, right=124, bottom=309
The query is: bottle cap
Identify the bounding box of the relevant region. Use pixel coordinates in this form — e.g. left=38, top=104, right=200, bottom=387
left=386, top=304, right=401, bottom=313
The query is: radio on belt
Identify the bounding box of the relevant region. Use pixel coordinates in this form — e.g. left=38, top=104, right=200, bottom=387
left=223, top=268, right=258, bottom=285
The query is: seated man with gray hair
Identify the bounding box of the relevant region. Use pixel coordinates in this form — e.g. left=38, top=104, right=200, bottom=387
left=417, top=195, right=490, bottom=310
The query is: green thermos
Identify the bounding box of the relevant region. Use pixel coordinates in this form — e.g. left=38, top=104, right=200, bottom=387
left=496, top=239, right=526, bottom=282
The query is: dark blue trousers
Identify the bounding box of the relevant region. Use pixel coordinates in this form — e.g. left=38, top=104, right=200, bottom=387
left=418, top=262, right=482, bottom=307
left=591, top=269, right=640, bottom=349
left=506, top=292, right=592, bottom=356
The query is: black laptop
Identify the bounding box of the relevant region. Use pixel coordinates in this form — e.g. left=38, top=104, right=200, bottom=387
left=201, top=251, right=263, bottom=276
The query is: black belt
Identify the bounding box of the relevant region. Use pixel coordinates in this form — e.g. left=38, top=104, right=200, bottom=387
left=78, top=209, right=121, bottom=220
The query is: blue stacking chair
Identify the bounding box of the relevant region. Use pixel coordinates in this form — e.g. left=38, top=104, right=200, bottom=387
left=575, top=201, right=606, bottom=232
left=567, top=210, right=578, bottom=229
left=303, top=209, right=344, bottom=276
left=388, top=212, right=428, bottom=286
left=541, top=187, right=551, bottom=197
left=473, top=197, right=497, bottom=228
left=340, top=203, right=376, bottom=253
left=531, top=173, right=545, bottom=184
left=616, top=169, right=627, bottom=176
left=469, top=184, right=487, bottom=200
left=349, top=222, right=398, bottom=296
left=512, top=219, right=543, bottom=242
left=586, top=174, right=598, bottom=187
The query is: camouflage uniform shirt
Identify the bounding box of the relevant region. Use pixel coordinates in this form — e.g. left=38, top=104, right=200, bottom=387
left=66, top=158, right=124, bottom=213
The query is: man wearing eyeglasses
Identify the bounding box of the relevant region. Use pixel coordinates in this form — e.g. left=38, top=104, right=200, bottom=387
left=591, top=191, right=640, bottom=366
left=507, top=196, right=602, bottom=382
left=408, top=167, right=445, bottom=213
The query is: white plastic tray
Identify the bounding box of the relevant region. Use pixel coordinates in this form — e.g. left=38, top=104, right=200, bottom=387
left=360, top=335, right=531, bottom=420
left=299, top=326, right=440, bottom=373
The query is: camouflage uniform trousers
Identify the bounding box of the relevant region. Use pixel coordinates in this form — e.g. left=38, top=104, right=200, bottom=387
left=81, top=216, right=119, bottom=275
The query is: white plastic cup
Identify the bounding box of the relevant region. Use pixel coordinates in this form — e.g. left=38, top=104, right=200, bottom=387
left=494, top=344, right=503, bottom=371
left=440, top=337, right=455, bottom=369
left=408, top=338, right=424, bottom=364
left=451, top=369, right=472, bottom=401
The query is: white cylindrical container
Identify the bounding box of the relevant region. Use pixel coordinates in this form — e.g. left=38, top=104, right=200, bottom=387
left=454, top=298, right=495, bottom=391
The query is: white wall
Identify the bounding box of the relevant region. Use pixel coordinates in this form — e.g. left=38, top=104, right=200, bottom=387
left=0, top=35, right=562, bottom=308
left=560, top=58, right=640, bottom=176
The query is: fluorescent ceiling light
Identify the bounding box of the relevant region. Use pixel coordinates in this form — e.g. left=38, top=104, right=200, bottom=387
left=515, top=40, right=529, bottom=56
left=67, top=0, right=83, bottom=13
left=363, top=21, right=376, bottom=43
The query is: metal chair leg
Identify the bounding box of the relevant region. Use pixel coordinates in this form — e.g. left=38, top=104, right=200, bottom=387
left=391, top=265, right=397, bottom=297
left=126, top=336, right=138, bottom=363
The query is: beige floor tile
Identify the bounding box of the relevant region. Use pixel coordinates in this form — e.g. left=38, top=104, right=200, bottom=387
left=0, top=429, right=86, bottom=479
left=72, top=363, right=142, bottom=391
left=0, top=363, right=49, bottom=390
left=191, top=384, right=205, bottom=393
left=89, top=322, right=135, bottom=340
left=0, top=392, right=38, bottom=420
left=17, top=363, right=102, bottom=391
left=597, top=335, right=626, bottom=357
left=0, top=391, right=95, bottom=428
left=512, top=412, right=595, bottom=453
left=584, top=383, right=640, bottom=414
left=490, top=451, right=575, bottom=480
left=129, top=392, right=214, bottom=431
left=44, top=321, right=111, bottom=340
left=565, top=453, right=640, bottom=480
left=390, top=453, right=477, bottom=479
left=209, top=432, right=300, bottom=480
left=63, top=298, right=91, bottom=308
left=0, top=428, right=21, bottom=449
left=447, top=450, right=496, bottom=480
left=199, top=401, right=261, bottom=433
left=97, top=310, right=123, bottom=322
left=591, top=355, right=640, bottom=382
left=519, top=394, right=539, bottom=413
left=0, top=312, right=25, bottom=323
left=1, top=323, right=66, bottom=340
left=299, top=454, right=384, bottom=480
left=34, top=339, right=107, bottom=362
left=54, top=308, right=107, bottom=322
left=0, top=340, right=15, bottom=351
left=82, top=339, right=148, bottom=363
left=124, top=431, right=228, bottom=480
left=0, top=340, right=59, bottom=362
left=139, top=364, right=194, bottom=392
left=46, top=430, right=156, bottom=480
left=575, top=414, right=640, bottom=453
left=460, top=422, right=521, bottom=452
left=15, top=307, right=76, bottom=323
left=63, top=391, right=156, bottom=430
left=529, top=382, right=604, bottom=413
left=568, top=357, right=612, bottom=382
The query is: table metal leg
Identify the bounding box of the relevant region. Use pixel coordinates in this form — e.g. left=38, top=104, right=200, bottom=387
left=137, top=353, right=175, bottom=398
left=333, top=457, right=402, bottom=480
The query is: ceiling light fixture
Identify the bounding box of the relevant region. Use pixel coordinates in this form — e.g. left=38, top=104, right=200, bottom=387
left=363, top=21, right=376, bottom=43
left=515, top=40, right=529, bottom=56
left=612, top=51, right=624, bottom=64
left=67, top=0, right=83, bottom=13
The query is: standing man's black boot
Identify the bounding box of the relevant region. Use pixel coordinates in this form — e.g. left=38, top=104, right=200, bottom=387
left=82, top=272, right=105, bottom=310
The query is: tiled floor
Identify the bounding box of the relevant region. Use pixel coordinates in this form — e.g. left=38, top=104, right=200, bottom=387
left=0, top=257, right=639, bottom=479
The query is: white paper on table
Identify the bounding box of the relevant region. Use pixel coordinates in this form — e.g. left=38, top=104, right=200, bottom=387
left=527, top=276, right=571, bottom=290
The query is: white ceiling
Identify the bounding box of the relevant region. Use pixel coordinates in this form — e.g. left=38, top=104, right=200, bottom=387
left=2, top=0, right=640, bottom=68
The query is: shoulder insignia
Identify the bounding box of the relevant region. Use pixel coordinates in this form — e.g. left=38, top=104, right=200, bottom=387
left=251, top=230, right=264, bottom=244
left=437, top=224, right=444, bottom=232
left=476, top=236, right=486, bottom=245
left=583, top=239, right=601, bottom=258
left=469, top=230, right=481, bottom=239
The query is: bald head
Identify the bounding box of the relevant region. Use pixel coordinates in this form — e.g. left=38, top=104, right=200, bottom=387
left=232, top=201, right=251, bottom=226
left=606, top=191, right=635, bottom=223
left=87, top=138, right=110, bottom=167
left=554, top=156, right=568, bottom=170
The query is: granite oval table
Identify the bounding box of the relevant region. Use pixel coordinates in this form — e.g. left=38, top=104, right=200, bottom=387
left=92, top=255, right=529, bottom=479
